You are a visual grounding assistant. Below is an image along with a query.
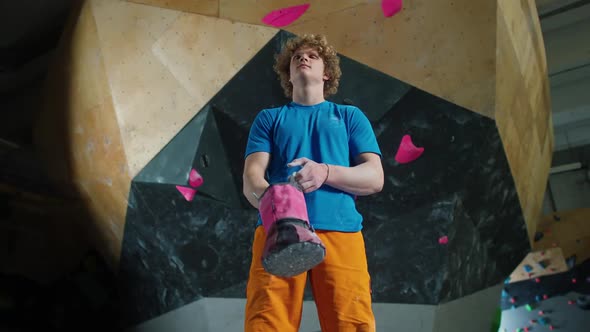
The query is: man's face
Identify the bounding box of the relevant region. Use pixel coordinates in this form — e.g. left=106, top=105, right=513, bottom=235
left=289, top=46, right=329, bottom=86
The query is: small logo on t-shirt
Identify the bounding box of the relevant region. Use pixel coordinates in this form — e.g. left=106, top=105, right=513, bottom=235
left=327, top=113, right=344, bottom=128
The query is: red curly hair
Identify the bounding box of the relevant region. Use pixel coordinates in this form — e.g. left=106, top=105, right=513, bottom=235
left=273, top=34, right=342, bottom=98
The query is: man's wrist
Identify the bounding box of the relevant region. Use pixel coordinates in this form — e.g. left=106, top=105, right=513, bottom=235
left=322, top=163, right=330, bottom=185
left=253, top=185, right=270, bottom=200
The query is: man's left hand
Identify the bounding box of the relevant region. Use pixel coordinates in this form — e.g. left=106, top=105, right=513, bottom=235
left=287, top=157, right=329, bottom=193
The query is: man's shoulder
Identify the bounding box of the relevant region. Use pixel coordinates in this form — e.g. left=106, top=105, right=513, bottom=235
left=328, top=102, right=368, bottom=121
left=259, top=103, right=290, bottom=115
left=328, top=101, right=361, bottom=112
left=254, top=105, right=285, bottom=121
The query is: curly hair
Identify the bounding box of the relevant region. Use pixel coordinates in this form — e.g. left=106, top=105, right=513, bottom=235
left=273, top=34, right=342, bottom=98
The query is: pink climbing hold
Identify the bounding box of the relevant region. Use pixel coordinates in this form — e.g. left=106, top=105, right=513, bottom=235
left=176, top=186, right=196, bottom=202
left=261, top=4, right=310, bottom=28
left=189, top=168, right=204, bottom=188
left=438, top=236, right=448, bottom=245
left=381, top=0, right=403, bottom=17
left=395, top=134, right=424, bottom=164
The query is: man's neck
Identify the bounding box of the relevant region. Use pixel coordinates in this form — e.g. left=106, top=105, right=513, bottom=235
left=292, top=85, right=325, bottom=106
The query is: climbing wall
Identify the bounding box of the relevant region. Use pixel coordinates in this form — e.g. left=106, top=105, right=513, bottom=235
left=499, top=259, right=590, bottom=332
left=124, top=0, right=552, bottom=252
left=496, top=0, right=554, bottom=244
left=33, top=0, right=553, bottom=330
left=533, top=209, right=590, bottom=265
left=117, top=30, right=527, bottom=326
left=129, top=0, right=498, bottom=118
left=35, top=0, right=132, bottom=267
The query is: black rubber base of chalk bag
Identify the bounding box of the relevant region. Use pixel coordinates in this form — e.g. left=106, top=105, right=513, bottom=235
left=262, top=242, right=325, bottom=277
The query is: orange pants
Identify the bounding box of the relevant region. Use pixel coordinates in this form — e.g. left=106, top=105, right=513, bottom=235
left=244, top=226, right=375, bottom=332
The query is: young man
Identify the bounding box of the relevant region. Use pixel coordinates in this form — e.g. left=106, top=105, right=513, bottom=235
left=242, top=34, right=384, bottom=332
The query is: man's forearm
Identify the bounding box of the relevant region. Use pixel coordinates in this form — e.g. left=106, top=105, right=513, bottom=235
left=243, top=173, right=269, bottom=209
left=324, top=162, right=383, bottom=196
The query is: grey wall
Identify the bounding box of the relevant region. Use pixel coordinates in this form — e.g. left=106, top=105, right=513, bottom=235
left=129, top=298, right=436, bottom=332
left=549, top=169, right=590, bottom=211
left=542, top=168, right=590, bottom=215
left=541, top=3, right=590, bottom=152
left=537, top=1, right=590, bottom=215
left=128, top=285, right=503, bottom=332
left=433, top=284, right=502, bottom=332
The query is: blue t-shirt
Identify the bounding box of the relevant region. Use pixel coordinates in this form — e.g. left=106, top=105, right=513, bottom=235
left=244, top=100, right=382, bottom=232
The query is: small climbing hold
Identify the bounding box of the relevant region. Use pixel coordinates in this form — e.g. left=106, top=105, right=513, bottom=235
left=534, top=231, right=544, bottom=242
left=510, top=297, right=517, bottom=304
left=381, top=0, right=403, bottom=17
left=189, top=168, right=204, bottom=188
left=538, top=310, right=545, bottom=316
left=535, top=277, right=541, bottom=283
left=525, top=304, right=533, bottom=311
left=543, top=294, right=549, bottom=300
left=553, top=214, right=561, bottom=221
left=523, top=264, right=533, bottom=273
left=261, top=4, right=310, bottom=27
left=438, top=235, right=448, bottom=245
left=176, top=186, right=196, bottom=202
left=530, top=319, right=537, bottom=324
left=535, top=295, right=542, bottom=302
left=549, top=325, right=555, bottom=330
left=395, top=134, right=424, bottom=163
left=568, top=300, right=575, bottom=305
left=572, top=278, right=577, bottom=284
left=502, top=289, right=509, bottom=297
